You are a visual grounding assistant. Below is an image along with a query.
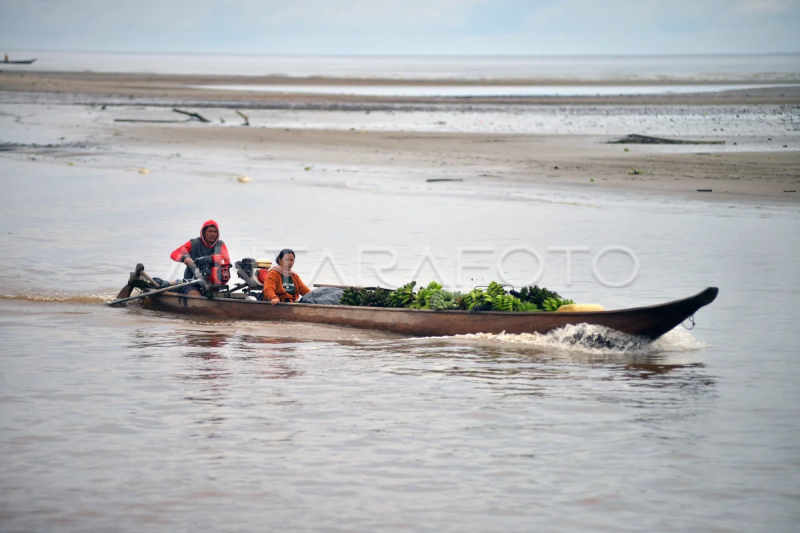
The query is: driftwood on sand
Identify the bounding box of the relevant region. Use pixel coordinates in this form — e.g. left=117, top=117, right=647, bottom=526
left=609, top=134, right=725, bottom=145
left=114, top=119, right=184, bottom=123
left=114, top=108, right=212, bottom=124
left=116, top=109, right=250, bottom=126
left=172, top=108, right=211, bottom=123
left=236, top=110, right=250, bottom=126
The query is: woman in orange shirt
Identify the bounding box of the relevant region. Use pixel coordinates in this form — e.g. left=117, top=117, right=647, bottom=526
left=262, top=249, right=311, bottom=305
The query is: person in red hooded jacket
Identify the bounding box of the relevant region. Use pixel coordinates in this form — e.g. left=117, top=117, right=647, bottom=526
left=170, top=220, right=230, bottom=296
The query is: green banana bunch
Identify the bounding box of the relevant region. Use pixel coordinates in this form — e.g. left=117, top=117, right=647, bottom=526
left=542, top=297, right=560, bottom=312
left=472, top=292, right=493, bottom=311
left=410, top=281, right=443, bottom=309
left=361, top=288, right=391, bottom=307
left=542, top=297, right=576, bottom=312
left=426, top=281, right=443, bottom=292
left=517, top=301, right=540, bottom=312
left=341, top=287, right=394, bottom=307
left=389, top=281, right=417, bottom=308
left=340, top=287, right=364, bottom=306
left=519, top=285, right=563, bottom=307
left=410, top=288, right=431, bottom=309
left=459, top=289, right=475, bottom=310
left=430, top=290, right=461, bottom=310
left=486, top=281, right=507, bottom=298
left=491, top=294, right=516, bottom=312
left=461, top=288, right=493, bottom=311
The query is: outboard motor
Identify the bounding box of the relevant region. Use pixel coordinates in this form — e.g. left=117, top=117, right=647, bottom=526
left=240, top=258, right=257, bottom=279
left=234, top=258, right=272, bottom=299
left=236, top=257, right=261, bottom=290
left=195, top=254, right=231, bottom=287
left=236, top=259, right=272, bottom=285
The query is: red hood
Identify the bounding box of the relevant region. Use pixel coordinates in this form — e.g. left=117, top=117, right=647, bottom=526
left=200, top=219, right=220, bottom=247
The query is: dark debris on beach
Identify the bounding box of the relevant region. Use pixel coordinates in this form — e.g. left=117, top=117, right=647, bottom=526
left=609, top=134, right=726, bottom=145
left=0, top=141, right=92, bottom=152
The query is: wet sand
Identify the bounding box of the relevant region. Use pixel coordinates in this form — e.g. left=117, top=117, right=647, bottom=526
left=122, top=126, right=800, bottom=202
left=1, top=70, right=799, bottom=203
left=3, top=115, right=798, bottom=203
left=2, top=70, right=800, bottom=106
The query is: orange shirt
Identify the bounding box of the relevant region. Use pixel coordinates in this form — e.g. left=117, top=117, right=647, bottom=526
left=262, top=270, right=311, bottom=302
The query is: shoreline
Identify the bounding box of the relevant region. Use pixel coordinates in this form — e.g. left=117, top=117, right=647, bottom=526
left=2, top=70, right=800, bottom=106
left=1, top=72, right=798, bottom=206
left=2, top=125, right=798, bottom=205
left=100, top=127, right=800, bottom=204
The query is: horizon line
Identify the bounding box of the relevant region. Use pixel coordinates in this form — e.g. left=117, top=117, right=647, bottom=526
left=3, top=48, right=800, bottom=58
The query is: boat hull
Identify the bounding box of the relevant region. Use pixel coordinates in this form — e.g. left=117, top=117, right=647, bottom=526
left=145, top=287, right=718, bottom=340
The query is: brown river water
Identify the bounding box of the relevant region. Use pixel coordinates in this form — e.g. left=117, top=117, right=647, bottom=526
left=1, top=108, right=800, bottom=531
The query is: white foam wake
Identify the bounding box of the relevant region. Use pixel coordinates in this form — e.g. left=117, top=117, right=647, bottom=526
left=451, top=324, right=708, bottom=355
left=0, top=293, right=114, bottom=304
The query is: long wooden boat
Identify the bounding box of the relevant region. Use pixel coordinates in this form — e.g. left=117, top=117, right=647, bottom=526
left=3, top=59, right=36, bottom=64
left=143, top=287, right=718, bottom=340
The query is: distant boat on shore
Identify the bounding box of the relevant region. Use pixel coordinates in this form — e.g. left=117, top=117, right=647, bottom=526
left=3, top=58, right=36, bottom=64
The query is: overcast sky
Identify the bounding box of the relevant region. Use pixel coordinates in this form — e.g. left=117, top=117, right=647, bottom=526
left=1, top=0, right=798, bottom=55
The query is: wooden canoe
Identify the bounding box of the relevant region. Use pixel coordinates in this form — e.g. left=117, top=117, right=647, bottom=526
left=144, top=287, right=718, bottom=340
left=3, top=59, right=36, bottom=64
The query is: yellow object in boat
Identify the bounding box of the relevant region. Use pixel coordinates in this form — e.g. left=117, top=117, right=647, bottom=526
left=256, top=259, right=272, bottom=269
left=556, top=303, right=606, bottom=312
